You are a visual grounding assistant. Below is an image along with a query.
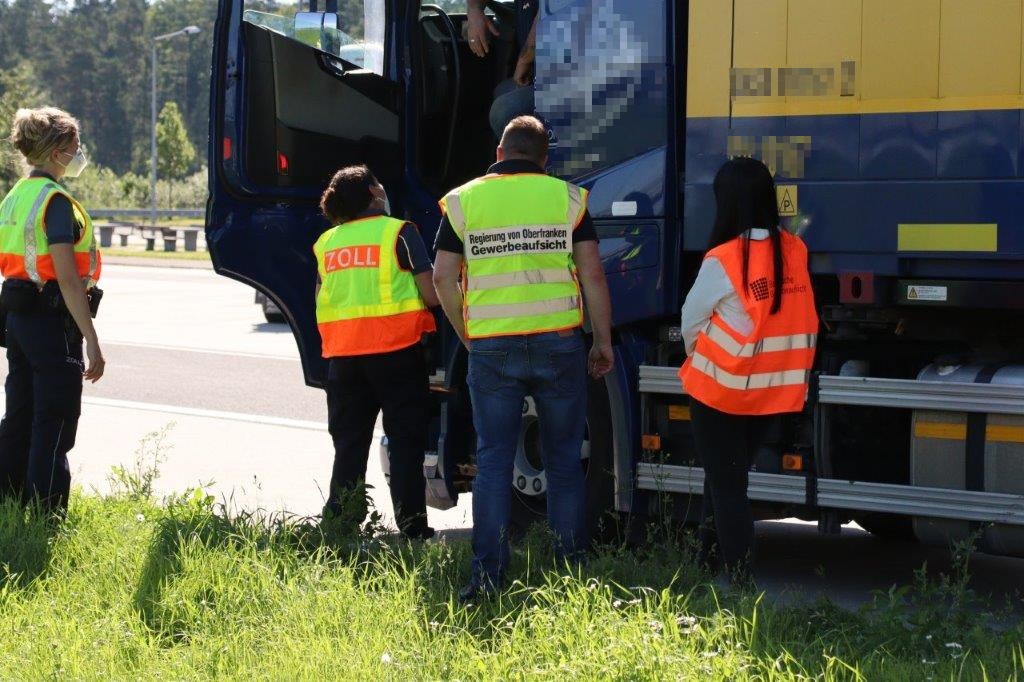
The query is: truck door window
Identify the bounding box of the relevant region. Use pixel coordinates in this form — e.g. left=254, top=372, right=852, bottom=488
left=243, top=0, right=386, bottom=76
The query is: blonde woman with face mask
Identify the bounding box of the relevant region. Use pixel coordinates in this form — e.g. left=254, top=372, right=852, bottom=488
left=0, top=107, right=104, bottom=515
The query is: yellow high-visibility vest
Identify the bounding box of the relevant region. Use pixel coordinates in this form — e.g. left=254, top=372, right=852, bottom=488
left=313, top=215, right=435, bottom=357
left=0, top=177, right=101, bottom=286
left=440, top=173, right=587, bottom=339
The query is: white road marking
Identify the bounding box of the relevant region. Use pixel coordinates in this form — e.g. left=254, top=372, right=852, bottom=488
left=82, top=396, right=328, bottom=431
left=105, top=341, right=301, bottom=361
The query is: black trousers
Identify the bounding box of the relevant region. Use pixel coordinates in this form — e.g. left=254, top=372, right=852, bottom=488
left=689, top=398, right=778, bottom=573
left=325, top=343, right=430, bottom=536
left=0, top=311, right=83, bottom=514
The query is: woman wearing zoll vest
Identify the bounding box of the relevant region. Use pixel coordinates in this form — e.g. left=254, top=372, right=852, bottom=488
left=314, top=165, right=438, bottom=540
left=0, top=107, right=104, bottom=516
left=679, top=157, right=818, bottom=585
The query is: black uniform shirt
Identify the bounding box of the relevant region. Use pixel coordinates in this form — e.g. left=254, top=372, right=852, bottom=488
left=28, top=170, right=78, bottom=245
left=350, top=209, right=433, bottom=275
left=434, top=159, right=597, bottom=254
left=515, top=0, right=539, bottom=51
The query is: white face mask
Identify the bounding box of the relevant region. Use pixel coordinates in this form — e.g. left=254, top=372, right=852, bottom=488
left=57, top=145, right=89, bottom=179
left=381, top=188, right=391, bottom=216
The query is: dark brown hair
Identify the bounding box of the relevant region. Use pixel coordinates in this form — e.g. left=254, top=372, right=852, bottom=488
left=320, top=165, right=378, bottom=224
left=499, top=115, right=549, bottom=165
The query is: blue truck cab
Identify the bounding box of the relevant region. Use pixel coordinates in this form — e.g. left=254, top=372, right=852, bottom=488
left=209, top=0, right=1024, bottom=554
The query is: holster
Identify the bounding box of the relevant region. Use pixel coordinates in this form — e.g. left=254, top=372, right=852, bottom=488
left=87, top=287, right=103, bottom=318
left=40, top=281, right=103, bottom=319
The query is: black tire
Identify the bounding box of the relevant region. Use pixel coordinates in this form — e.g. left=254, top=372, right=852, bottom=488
left=508, top=377, right=619, bottom=544
left=262, top=302, right=286, bottom=324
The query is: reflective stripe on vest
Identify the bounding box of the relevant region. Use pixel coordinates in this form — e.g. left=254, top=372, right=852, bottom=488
left=704, top=323, right=816, bottom=358
left=313, top=215, right=435, bottom=357
left=688, top=351, right=811, bottom=390
left=679, top=231, right=818, bottom=416
left=0, top=178, right=102, bottom=286
left=440, top=174, right=587, bottom=339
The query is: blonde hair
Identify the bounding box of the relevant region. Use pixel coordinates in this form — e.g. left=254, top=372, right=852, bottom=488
left=9, top=107, right=79, bottom=167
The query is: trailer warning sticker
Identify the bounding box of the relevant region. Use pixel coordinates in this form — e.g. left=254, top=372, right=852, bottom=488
left=776, top=185, right=798, bottom=217
left=907, top=285, right=948, bottom=302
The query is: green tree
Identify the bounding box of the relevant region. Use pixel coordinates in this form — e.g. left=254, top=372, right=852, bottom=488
left=156, top=101, right=195, bottom=206
left=147, top=0, right=218, bottom=172
left=0, top=61, right=52, bottom=194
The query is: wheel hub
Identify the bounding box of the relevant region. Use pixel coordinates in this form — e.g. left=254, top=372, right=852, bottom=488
left=512, top=396, right=591, bottom=498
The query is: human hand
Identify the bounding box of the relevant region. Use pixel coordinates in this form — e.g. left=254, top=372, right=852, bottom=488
left=588, top=343, right=614, bottom=379
left=84, top=338, right=105, bottom=383
left=467, top=7, right=499, bottom=58
left=513, top=54, right=534, bottom=86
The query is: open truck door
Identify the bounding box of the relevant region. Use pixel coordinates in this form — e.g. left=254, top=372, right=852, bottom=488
left=207, top=0, right=400, bottom=387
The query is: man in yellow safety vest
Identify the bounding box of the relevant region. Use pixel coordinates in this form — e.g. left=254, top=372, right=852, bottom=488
left=433, top=115, right=614, bottom=600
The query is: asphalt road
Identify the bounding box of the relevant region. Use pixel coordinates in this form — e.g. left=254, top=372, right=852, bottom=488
left=1, top=261, right=1022, bottom=610
left=91, top=263, right=322, bottom=420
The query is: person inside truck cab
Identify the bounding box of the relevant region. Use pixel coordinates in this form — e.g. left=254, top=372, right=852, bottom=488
left=466, top=0, right=538, bottom=138
left=0, top=106, right=105, bottom=516
left=679, top=157, right=818, bottom=585
left=313, top=165, right=439, bottom=540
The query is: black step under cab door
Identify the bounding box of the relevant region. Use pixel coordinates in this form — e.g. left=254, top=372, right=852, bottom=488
left=207, top=0, right=402, bottom=386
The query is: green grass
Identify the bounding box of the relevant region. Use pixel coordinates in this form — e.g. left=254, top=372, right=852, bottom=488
left=1, top=491, right=1022, bottom=680
left=101, top=248, right=211, bottom=262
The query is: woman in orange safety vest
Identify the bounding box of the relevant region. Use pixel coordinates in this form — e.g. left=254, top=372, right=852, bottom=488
left=679, top=157, right=818, bottom=584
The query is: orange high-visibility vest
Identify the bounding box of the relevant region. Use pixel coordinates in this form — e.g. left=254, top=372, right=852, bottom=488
left=679, top=230, right=818, bottom=415
left=314, top=216, right=436, bottom=357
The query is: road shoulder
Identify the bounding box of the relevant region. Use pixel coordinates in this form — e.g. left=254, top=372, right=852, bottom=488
left=103, top=254, right=214, bottom=270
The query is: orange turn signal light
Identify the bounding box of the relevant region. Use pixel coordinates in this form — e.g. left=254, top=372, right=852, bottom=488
left=642, top=434, right=662, bottom=451
left=782, top=454, right=804, bottom=471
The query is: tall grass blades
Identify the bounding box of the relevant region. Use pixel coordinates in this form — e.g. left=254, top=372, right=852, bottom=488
left=1, top=490, right=1022, bottom=680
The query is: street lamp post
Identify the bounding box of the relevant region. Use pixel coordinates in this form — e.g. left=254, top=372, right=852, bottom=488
left=151, top=25, right=201, bottom=227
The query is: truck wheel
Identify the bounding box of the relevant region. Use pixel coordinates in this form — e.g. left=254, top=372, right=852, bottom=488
left=508, top=378, right=619, bottom=544
left=262, top=300, right=286, bottom=324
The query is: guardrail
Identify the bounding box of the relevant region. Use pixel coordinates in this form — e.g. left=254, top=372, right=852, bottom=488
left=88, top=208, right=204, bottom=220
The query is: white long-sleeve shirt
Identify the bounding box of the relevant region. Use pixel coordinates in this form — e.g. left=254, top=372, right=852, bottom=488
left=680, top=229, right=769, bottom=356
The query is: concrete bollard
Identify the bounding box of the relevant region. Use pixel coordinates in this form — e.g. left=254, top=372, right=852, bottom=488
left=163, top=229, right=178, bottom=252
left=99, top=225, right=114, bottom=248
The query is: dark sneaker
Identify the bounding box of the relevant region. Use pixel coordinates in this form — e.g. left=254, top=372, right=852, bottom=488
left=403, top=525, right=436, bottom=541
left=458, top=581, right=499, bottom=604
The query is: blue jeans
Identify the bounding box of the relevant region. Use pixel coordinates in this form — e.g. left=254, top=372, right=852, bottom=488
left=467, top=330, right=588, bottom=587
left=490, top=79, right=535, bottom=138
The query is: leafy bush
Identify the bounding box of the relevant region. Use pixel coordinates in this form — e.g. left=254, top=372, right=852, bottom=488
left=63, top=164, right=208, bottom=210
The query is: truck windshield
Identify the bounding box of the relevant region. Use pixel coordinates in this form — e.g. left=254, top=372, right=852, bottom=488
left=242, top=0, right=385, bottom=76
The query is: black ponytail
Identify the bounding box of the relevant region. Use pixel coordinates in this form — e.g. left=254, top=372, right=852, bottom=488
left=769, top=224, right=783, bottom=314
left=709, top=157, right=785, bottom=315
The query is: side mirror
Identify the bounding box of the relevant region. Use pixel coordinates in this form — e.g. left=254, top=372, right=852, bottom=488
left=293, top=12, right=339, bottom=50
